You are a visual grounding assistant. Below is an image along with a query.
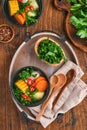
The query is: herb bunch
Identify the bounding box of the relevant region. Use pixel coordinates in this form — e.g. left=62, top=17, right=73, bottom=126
left=67, top=0, right=87, bottom=38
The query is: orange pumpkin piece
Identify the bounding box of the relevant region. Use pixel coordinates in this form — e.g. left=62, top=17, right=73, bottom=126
left=14, top=13, right=25, bottom=25
left=36, top=79, right=48, bottom=92
left=21, top=12, right=26, bottom=20
left=35, top=76, right=46, bottom=84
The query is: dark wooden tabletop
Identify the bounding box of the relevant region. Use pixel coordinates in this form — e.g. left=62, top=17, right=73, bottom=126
left=0, top=0, right=87, bottom=130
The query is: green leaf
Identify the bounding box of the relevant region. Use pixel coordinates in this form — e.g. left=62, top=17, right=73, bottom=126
left=25, top=13, right=37, bottom=25
left=70, top=16, right=87, bottom=28
left=80, top=10, right=87, bottom=18
left=19, top=1, right=30, bottom=9
left=67, top=0, right=78, bottom=3
left=70, top=4, right=81, bottom=11
left=67, top=0, right=87, bottom=39
left=76, top=28, right=87, bottom=38
left=19, top=67, right=33, bottom=80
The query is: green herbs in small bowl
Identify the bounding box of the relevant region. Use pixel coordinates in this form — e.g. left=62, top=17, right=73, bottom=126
left=34, top=37, right=66, bottom=66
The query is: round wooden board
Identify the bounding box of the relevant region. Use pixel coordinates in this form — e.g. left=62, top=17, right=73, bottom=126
left=54, top=0, right=87, bottom=52
left=65, top=13, right=87, bottom=52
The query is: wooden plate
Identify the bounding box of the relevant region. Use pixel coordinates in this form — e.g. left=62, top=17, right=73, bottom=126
left=9, top=31, right=78, bottom=121
left=54, top=0, right=87, bottom=52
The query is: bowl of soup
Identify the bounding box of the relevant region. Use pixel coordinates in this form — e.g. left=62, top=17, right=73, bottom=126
left=3, top=0, right=42, bottom=27
left=10, top=66, right=50, bottom=107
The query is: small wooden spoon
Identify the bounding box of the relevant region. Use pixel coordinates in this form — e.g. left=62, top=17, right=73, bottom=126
left=36, top=73, right=67, bottom=121
left=52, top=69, right=76, bottom=109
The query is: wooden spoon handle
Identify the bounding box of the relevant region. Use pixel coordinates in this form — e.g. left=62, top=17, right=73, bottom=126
left=36, top=92, right=54, bottom=121
left=52, top=69, right=76, bottom=109
left=36, top=74, right=67, bottom=121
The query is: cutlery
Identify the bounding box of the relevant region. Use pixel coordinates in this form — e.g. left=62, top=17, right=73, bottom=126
left=52, top=69, right=76, bottom=109
left=36, top=73, right=67, bottom=121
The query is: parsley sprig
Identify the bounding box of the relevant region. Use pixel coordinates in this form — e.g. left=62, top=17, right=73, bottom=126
left=67, top=0, right=87, bottom=38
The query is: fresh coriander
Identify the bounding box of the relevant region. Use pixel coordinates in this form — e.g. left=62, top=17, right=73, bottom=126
left=19, top=67, right=33, bottom=81
left=25, top=13, right=37, bottom=25
left=37, top=39, right=66, bottom=64
left=67, top=0, right=87, bottom=38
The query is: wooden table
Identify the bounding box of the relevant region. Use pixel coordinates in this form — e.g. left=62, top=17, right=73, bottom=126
left=0, top=0, right=87, bottom=130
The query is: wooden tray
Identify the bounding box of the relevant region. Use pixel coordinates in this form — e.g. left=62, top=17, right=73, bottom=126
left=9, top=31, right=78, bottom=121
left=54, top=0, right=87, bottom=52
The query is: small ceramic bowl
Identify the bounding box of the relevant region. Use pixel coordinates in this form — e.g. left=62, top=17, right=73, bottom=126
left=2, top=0, right=43, bottom=27
left=10, top=66, right=50, bottom=107
left=34, top=37, right=66, bottom=66
left=0, top=24, right=14, bottom=43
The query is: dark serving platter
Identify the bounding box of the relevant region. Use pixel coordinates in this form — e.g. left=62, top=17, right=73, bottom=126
left=2, top=0, right=43, bottom=27
left=9, top=31, right=79, bottom=121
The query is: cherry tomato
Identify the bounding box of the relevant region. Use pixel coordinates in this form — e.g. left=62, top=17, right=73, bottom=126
left=25, top=96, right=31, bottom=101
left=30, top=86, right=36, bottom=92
left=31, top=81, right=36, bottom=87
left=21, top=94, right=31, bottom=101
left=29, top=5, right=34, bottom=11
left=27, top=78, right=33, bottom=86
left=25, top=5, right=34, bottom=12
left=25, top=6, right=30, bottom=12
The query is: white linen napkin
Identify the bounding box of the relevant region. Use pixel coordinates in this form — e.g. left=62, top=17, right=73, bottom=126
left=28, top=60, right=87, bottom=128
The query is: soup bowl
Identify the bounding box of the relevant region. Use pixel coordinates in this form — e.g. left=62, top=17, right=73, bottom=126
left=10, top=66, right=50, bottom=107
left=2, top=0, right=43, bottom=27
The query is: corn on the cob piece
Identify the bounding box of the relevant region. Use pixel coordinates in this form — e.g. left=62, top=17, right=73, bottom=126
left=8, top=0, right=19, bottom=16
left=15, top=79, right=28, bottom=93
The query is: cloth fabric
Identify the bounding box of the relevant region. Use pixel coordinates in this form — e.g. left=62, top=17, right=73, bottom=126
left=28, top=60, right=87, bottom=128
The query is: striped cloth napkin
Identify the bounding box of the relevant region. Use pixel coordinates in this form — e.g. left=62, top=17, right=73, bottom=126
left=28, top=60, right=87, bottom=128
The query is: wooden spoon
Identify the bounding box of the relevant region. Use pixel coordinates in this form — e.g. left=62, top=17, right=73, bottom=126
left=36, top=73, right=67, bottom=121
left=52, top=69, right=76, bottom=109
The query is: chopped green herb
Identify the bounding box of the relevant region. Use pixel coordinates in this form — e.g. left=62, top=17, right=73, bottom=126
left=32, top=73, right=37, bottom=77
left=37, top=39, right=66, bottom=64
left=13, top=87, right=22, bottom=100
left=19, top=67, right=33, bottom=80
left=19, top=1, right=30, bottom=9
left=25, top=13, right=37, bottom=25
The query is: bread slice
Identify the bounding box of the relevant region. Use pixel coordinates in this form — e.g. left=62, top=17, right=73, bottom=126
left=34, top=37, right=65, bottom=66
